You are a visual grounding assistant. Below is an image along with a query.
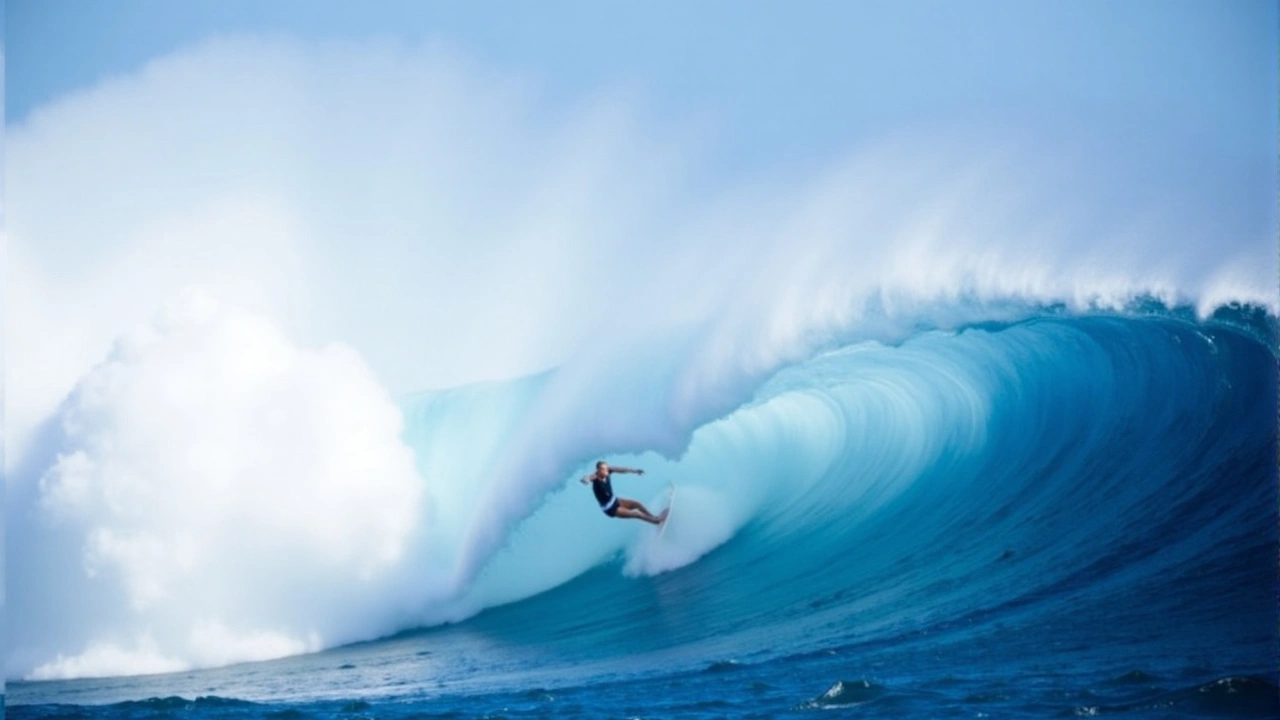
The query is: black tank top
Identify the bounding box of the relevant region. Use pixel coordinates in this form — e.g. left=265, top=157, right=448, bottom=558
left=592, top=473, right=614, bottom=506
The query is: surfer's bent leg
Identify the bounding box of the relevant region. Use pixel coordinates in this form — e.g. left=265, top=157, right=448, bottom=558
left=618, top=498, right=655, bottom=516
left=615, top=500, right=660, bottom=524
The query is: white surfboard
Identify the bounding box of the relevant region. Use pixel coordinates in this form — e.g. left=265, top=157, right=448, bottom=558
left=657, top=484, right=675, bottom=537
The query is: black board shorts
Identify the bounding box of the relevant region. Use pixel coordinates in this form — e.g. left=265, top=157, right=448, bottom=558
left=601, top=497, right=619, bottom=517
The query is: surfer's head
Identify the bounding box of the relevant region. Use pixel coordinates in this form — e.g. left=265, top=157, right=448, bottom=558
left=596, top=460, right=608, bottom=473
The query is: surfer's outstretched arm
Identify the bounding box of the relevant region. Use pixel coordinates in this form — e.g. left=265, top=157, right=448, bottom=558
left=611, top=466, right=645, bottom=475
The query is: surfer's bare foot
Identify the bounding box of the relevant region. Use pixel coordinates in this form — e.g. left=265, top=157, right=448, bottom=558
left=658, top=509, right=669, bottom=523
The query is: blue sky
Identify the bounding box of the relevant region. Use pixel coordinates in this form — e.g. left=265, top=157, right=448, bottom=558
left=8, top=0, right=1277, bottom=176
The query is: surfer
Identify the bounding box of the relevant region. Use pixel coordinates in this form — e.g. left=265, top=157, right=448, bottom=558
left=581, top=461, right=667, bottom=524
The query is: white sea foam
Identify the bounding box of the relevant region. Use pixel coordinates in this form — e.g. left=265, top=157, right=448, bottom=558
left=624, top=485, right=736, bottom=576
left=10, top=291, right=426, bottom=679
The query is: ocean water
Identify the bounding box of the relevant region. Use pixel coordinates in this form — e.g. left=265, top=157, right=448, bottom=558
left=9, top=306, right=1278, bottom=718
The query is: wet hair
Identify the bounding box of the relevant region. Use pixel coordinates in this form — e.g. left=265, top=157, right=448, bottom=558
left=596, top=460, right=607, bottom=470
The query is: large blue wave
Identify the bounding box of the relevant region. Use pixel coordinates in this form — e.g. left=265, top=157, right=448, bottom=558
left=8, top=298, right=1274, bottom=689
left=7, top=304, right=1275, bottom=710
left=404, top=306, right=1277, bottom=676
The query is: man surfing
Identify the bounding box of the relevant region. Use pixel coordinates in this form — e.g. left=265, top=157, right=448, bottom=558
left=581, top=461, right=668, bottom=525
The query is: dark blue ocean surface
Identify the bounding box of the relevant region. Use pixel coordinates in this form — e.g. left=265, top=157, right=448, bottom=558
left=10, top=311, right=1278, bottom=718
